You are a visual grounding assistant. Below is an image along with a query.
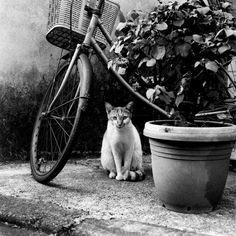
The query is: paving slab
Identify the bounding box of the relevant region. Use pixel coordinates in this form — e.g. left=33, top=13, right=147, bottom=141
left=0, top=156, right=235, bottom=235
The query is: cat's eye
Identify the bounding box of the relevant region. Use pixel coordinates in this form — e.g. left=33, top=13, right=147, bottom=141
left=112, top=116, right=117, bottom=120
left=123, top=116, right=128, bottom=119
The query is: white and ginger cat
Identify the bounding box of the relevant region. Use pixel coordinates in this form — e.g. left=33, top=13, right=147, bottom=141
left=101, top=101, right=145, bottom=181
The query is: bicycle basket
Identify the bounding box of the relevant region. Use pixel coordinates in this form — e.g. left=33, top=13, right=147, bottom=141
left=46, top=0, right=120, bottom=50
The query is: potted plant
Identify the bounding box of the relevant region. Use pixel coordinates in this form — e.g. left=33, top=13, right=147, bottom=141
left=110, top=0, right=236, bottom=213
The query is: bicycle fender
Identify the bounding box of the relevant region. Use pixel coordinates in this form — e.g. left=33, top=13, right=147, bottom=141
left=78, top=53, right=93, bottom=112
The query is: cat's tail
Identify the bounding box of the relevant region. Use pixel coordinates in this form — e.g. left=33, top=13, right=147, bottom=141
left=129, top=170, right=145, bottom=181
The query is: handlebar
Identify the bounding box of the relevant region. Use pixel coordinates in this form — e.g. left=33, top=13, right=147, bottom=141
left=85, top=0, right=105, bottom=16
left=96, top=0, right=105, bottom=10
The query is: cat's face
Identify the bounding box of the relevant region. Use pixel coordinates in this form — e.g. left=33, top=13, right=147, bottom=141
left=105, top=102, right=133, bottom=129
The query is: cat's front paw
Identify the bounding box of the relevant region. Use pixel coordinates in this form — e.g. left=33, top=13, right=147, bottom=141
left=116, top=171, right=130, bottom=181
left=123, top=170, right=130, bottom=180
left=116, top=174, right=124, bottom=181
left=109, top=172, right=116, bottom=179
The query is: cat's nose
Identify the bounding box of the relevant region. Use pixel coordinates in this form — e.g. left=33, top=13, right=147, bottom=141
left=117, top=121, right=122, bottom=127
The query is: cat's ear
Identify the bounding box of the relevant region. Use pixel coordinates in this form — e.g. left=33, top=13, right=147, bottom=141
left=125, top=101, right=134, bottom=113
left=105, top=102, right=113, bottom=114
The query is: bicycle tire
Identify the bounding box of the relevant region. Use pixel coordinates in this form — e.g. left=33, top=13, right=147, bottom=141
left=30, top=54, right=92, bottom=183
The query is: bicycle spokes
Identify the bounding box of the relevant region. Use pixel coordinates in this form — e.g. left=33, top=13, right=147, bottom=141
left=33, top=62, right=81, bottom=175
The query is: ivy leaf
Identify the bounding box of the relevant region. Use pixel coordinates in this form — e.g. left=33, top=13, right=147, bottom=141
left=170, top=30, right=179, bottom=40
left=115, top=43, right=124, bottom=54
left=109, top=42, right=117, bottom=52
left=196, top=7, right=210, bottom=15
left=135, top=24, right=141, bottom=37
left=151, top=45, right=166, bottom=60
left=175, top=43, right=191, bottom=58
left=202, top=0, right=209, bottom=6
left=146, top=58, right=156, bottom=67
left=175, top=94, right=184, bottom=107
left=155, top=22, right=168, bottom=31
left=177, top=85, right=184, bottom=96
left=132, top=38, right=143, bottom=44
left=138, top=58, right=148, bottom=68
left=222, top=2, right=231, bottom=9
left=146, top=88, right=156, bottom=102
left=205, top=36, right=214, bottom=46
left=205, top=61, right=218, bottom=73
left=173, top=19, right=184, bottom=27
left=218, top=45, right=230, bottom=54
left=193, top=34, right=204, bottom=44
left=184, top=36, right=192, bottom=44
left=225, top=29, right=236, bottom=38
left=223, top=12, right=233, bottom=21
left=116, top=22, right=127, bottom=32
left=124, top=34, right=132, bottom=42
left=194, top=61, right=201, bottom=68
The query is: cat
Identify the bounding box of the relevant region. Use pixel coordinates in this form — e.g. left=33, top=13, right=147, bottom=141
left=101, top=101, right=145, bottom=181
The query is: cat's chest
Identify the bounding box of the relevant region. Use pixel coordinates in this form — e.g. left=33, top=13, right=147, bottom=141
left=108, top=127, right=134, bottom=144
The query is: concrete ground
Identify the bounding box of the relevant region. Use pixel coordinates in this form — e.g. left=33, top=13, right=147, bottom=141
left=0, top=155, right=236, bottom=236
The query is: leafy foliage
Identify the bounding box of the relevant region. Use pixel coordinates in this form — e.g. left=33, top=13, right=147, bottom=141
left=0, top=75, right=48, bottom=161
left=111, top=0, right=236, bottom=122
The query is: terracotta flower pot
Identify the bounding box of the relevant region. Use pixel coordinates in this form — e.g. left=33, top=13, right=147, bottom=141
left=144, top=120, right=236, bottom=213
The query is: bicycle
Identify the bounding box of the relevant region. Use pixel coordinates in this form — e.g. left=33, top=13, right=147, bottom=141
left=30, top=0, right=236, bottom=183
left=30, top=0, right=171, bottom=184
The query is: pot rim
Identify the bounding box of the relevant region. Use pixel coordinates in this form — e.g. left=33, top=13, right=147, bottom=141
left=143, top=120, right=236, bottom=142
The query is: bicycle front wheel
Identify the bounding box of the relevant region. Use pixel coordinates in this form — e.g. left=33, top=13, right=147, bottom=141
left=30, top=54, right=92, bottom=183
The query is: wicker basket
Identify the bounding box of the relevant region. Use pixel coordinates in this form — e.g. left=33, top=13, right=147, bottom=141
left=46, top=0, right=120, bottom=50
